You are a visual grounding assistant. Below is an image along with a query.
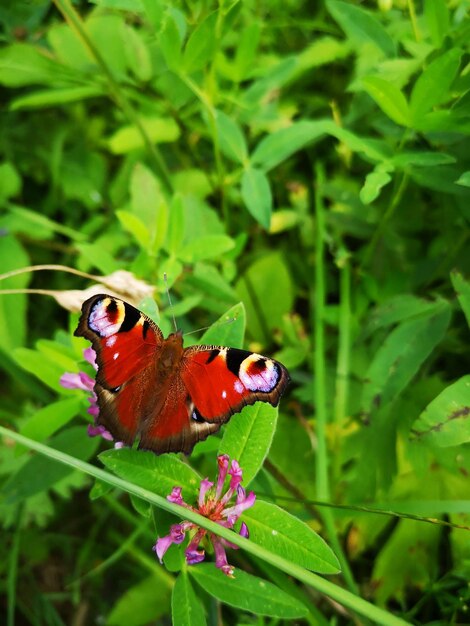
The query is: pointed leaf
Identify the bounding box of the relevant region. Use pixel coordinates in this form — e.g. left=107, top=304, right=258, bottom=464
left=172, top=572, right=207, bottom=626
left=100, top=448, right=200, bottom=500
left=362, top=76, right=410, bottom=126
left=190, top=564, right=308, bottom=618
left=410, top=49, right=462, bottom=123
left=243, top=500, right=340, bottom=574
left=327, top=0, right=395, bottom=57
left=241, top=167, right=272, bottom=229
left=215, top=110, right=248, bottom=164
left=219, top=404, right=278, bottom=487
left=411, top=376, right=470, bottom=447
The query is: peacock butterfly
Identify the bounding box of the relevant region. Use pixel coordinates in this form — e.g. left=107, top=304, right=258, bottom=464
left=74, top=294, right=290, bottom=454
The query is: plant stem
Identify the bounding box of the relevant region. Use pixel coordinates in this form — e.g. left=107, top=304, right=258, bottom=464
left=313, top=164, right=359, bottom=596
left=0, top=427, right=411, bottom=626
left=333, top=255, right=351, bottom=482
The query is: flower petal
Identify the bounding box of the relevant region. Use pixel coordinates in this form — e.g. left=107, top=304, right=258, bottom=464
left=212, top=535, right=234, bottom=576
left=167, top=487, right=186, bottom=507
left=78, top=372, right=95, bottom=391
left=153, top=535, right=174, bottom=563
left=198, top=478, right=214, bottom=508
left=228, top=459, right=243, bottom=490
left=60, top=372, right=87, bottom=391
left=222, top=490, right=256, bottom=520
left=239, top=522, right=249, bottom=538
left=84, top=347, right=98, bottom=370
left=215, top=454, right=230, bottom=498
left=87, top=424, right=113, bottom=440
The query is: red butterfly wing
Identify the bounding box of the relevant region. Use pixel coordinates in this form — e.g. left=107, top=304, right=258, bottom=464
left=74, top=294, right=163, bottom=443
left=181, top=346, right=290, bottom=423
left=75, top=295, right=290, bottom=455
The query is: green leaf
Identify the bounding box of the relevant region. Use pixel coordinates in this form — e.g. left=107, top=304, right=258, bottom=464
left=123, top=25, right=152, bottom=82
left=424, top=0, right=450, bottom=49
left=215, top=110, right=248, bottom=164
left=0, top=236, right=28, bottom=352
left=179, top=235, right=235, bottom=263
left=233, top=21, right=261, bottom=82
left=372, top=521, right=439, bottom=606
left=236, top=253, right=293, bottom=343
left=410, top=49, right=462, bottom=123
left=243, top=500, right=340, bottom=574
left=20, top=398, right=83, bottom=445
left=13, top=347, right=66, bottom=392
left=241, top=167, right=272, bottom=229
left=411, top=376, right=470, bottom=447
left=450, top=270, right=470, bottom=328
left=7, top=205, right=84, bottom=241
left=391, top=151, right=456, bottom=168
left=362, top=76, right=410, bottom=126
left=361, top=301, right=451, bottom=417
left=365, top=295, right=443, bottom=335
left=200, top=302, right=246, bottom=348
left=129, top=162, right=168, bottom=253
left=190, top=564, right=308, bottom=619
left=172, top=572, right=207, bottom=626
left=108, top=574, right=172, bottom=626
left=326, top=0, right=395, bottom=58
left=0, top=161, right=21, bottom=201
left=77, top=243, right=121, bottom=274
left=10, top=86, right=104, bottom=111
left=160, top=12, right=183, bottom=72
left=359, top=168, right=392, bottom=204
left=455, top=171, right=470, bottom=188
left=2, top=427, right=99, bottom=504
left=107, top=117, right=180, bottom=153
left=167, top=194, right=185, bottom=255
left=99, top=448, right=200, bottom=500
left=183, top=11, right=218, bottom=74
left=251, top=121, right=325, bottom=172
left=116, top=210, right=150, bottom=249
left=0, top=43, right=59, bottom=86
left=219, top=404, right=278, bottom=487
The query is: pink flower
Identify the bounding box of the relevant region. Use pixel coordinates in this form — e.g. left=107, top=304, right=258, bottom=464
left=153, top=455, right=256, bottom=577
left=60, top=348, right=114, bottom=443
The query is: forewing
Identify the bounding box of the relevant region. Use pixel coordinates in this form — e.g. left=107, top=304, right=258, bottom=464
left=74, top=294, right=162, bottom=443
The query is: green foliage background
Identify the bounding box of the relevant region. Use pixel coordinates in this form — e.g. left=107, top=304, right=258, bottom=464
left=0, top=0, right=469, bottom=624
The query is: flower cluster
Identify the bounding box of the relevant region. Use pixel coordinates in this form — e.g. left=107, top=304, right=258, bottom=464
left=60, top=347, right=114, bottom=442
left=154, top=455, right=255, bottom=576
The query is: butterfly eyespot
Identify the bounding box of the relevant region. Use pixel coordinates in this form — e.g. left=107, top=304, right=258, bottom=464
left=191, top=407, right=206, bottom=423
left=107, top=299, right=118, bottom=313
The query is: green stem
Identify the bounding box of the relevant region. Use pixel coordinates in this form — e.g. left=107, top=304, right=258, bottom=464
left=361, top=173, right=408, bottom=270
left=407, top=0, right=420, bottom=42
left=52, top=0, right=173, bottom=193
left=333, top=255, right=351, bottom=482
left=0, top=427, right=411, bottom=626
left=313, top=164, right=359, bottom=596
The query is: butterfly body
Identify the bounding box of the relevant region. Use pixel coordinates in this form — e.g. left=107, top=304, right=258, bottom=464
left=75, top=294, right=289, bottom=454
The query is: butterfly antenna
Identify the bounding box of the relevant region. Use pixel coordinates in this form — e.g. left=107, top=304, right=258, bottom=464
left=163, top=273, right=178, bottom=333
left=183, top=316, right=237, bottom=337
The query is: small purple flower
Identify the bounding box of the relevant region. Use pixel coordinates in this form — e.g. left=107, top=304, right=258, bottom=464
left=60, top=348, right=115, bottom=444
left=153, top=455, right=256, bottom=577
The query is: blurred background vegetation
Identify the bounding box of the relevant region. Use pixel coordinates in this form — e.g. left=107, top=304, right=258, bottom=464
left=1, top=0, right=469, bottom=624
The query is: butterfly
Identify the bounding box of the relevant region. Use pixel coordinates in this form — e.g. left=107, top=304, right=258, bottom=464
left=74, top=294, right=290, bottom=454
